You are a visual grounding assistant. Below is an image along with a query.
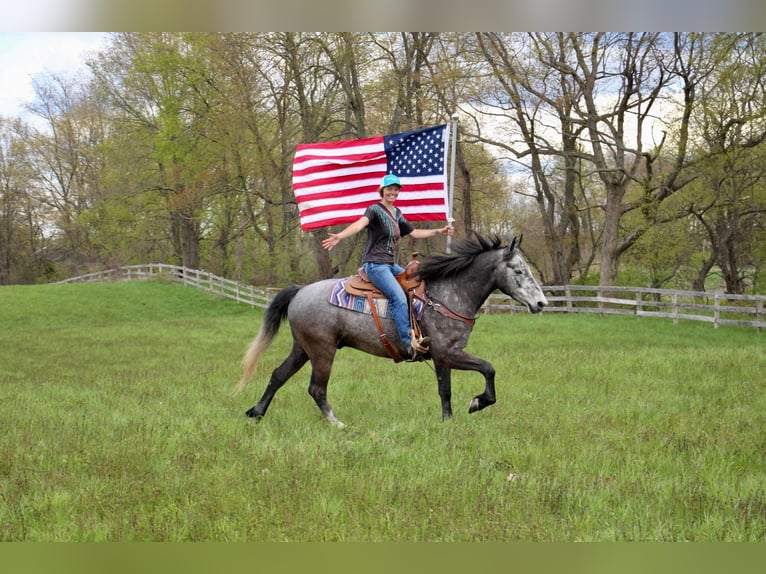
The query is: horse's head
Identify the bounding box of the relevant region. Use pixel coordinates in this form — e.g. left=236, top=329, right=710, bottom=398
left=497, top=236, right=547, bottom=313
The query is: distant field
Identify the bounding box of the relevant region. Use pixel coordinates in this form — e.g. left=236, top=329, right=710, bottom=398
left=1, top=280, right=764, bottom=541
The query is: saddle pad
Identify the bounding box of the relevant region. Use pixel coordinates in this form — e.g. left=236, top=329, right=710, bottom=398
left=328, top=277, right=425, bottom=320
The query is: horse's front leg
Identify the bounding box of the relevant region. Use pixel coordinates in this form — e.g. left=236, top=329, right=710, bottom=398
left=467, top=354, right=496, bottom=413
left=434, top=365, right=453, bottom=420
left=436, top=350, right=496, bottom=415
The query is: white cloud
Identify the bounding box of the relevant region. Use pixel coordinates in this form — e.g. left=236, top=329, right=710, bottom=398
left=0, top=32, right=109, bottom=119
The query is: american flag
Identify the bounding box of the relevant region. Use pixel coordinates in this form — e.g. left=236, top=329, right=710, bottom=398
left=291, top=124, right=450, bottom=231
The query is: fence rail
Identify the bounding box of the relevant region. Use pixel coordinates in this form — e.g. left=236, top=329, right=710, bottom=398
left=56, top=264, right=766, bottom=331
left=55, top=263, right=276, bottom=309
left=485, top=284, right=765, bottom=330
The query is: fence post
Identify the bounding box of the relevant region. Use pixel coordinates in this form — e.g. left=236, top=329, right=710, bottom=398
left=635, top=291, right=641, bottom=320
left=672, top=293, right=678, bottom=325
left=714, top=293, right=720, bottom=329
left=598, top=288, right=603, bottom=318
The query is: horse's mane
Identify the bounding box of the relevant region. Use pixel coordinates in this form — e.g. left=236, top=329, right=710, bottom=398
left=416, top=233, right=505, bottom=281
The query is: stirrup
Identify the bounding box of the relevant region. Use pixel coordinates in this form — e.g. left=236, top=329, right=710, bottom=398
left=410, top=329, right=431, bottom=354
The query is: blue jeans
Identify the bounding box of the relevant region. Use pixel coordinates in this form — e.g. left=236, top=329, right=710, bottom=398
left=363, top=262, right=410, bottom=347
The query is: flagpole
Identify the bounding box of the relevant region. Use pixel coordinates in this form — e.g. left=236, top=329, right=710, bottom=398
left=447, top=113, right=458, bottom=254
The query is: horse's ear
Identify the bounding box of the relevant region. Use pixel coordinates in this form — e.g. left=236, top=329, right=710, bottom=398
left=504, top=234, right=523, bottom=258
left=504, top=236, right=517, bottom=258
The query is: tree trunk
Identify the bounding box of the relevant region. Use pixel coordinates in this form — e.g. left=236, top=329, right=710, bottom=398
left=456, top=143, right=472, bottom=234
left=181, top=216, right=200, bottom=270
left=312, top=232, right=335, bottom=279
left=720, top=238, right=745, bottom=294
left=599, top=186, right=625, bottom=286
left=692, top=252, right=717, bottom=292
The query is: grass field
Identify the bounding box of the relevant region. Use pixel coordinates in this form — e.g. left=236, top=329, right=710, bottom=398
left=1, top=280, right=765, bottom=541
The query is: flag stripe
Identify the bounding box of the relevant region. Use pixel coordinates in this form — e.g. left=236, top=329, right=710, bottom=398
left=292, top=124, right=449, bottom=231
left=292, top=166, right=386, bottom=188
left=293, top=172, right=384, bottom=196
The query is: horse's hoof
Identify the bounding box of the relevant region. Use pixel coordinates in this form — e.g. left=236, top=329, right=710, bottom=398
left=245, top=408, right=263, bottom=420
left=468, top=397, right=480, bottom=413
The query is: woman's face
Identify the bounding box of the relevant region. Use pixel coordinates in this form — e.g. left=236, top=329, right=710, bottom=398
left=380, top=185, right=401, bottom=202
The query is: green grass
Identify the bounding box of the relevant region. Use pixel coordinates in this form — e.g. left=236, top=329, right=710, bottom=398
left=1, top=280, right=765, bottom=541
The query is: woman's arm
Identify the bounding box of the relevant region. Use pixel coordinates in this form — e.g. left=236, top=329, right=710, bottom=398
left=321, top=216, right=370, bottom=251
left=407, top=225, right=454, bottom=240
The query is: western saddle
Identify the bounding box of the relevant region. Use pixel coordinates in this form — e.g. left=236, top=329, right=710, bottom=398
left=343, top=253, right=427, bottom=362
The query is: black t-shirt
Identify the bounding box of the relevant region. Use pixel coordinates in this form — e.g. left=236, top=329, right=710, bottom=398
left=361, top=202, right=414, bottom=264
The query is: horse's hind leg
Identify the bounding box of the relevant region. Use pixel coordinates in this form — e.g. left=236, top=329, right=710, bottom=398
left=306, top=354, right=345, bottom=428
left=245, top=343, right=308, bottom=420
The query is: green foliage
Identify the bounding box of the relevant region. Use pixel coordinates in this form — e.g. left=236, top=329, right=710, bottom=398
left=1, top=282, right=765, bottom=541
left=2, top=33, right=766, bottom=292
left=622, top=217, right=700, bottom=289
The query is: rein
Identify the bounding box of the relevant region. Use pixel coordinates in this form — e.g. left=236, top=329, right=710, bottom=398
left=413, top=292, right=476, bottom=330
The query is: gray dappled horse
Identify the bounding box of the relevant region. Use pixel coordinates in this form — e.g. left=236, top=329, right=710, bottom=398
left=235, top=234, right=547, bottom=426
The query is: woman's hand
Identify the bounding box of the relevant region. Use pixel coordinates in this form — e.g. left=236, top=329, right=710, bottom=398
left=322, top=233, right=340, bottom=251
left=321, top=216, right=369, bottom=251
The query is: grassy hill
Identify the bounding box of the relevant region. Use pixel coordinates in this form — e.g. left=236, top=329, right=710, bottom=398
left=1, top=280, right=765, bottom=541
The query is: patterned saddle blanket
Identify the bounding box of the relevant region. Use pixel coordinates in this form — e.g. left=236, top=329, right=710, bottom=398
left=328, top=277, right=425, bottom=320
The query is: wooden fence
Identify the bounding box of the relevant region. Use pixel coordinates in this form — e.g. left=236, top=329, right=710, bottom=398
left=484, top=284, right=765, bottom=330
left=55, top=263, right=276, bottom=310
left=56, top=264, right=766, bottom=331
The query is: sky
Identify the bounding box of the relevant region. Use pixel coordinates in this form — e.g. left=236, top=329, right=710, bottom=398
left=2, top=6, right=765, bottom=121
left=0, top=32, right=109, bottom=119
left=2, top=1, right=765, bottom=40
left=1, top=1, right=764, bottom=120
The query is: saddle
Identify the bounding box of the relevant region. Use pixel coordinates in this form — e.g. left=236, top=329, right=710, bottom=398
left=344, top=254, right=427, bottom=362
left=345, top=254, right=425, bottom=300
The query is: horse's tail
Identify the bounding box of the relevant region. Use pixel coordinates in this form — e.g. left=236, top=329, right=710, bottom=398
left=234, top=284, right=302, bottom=394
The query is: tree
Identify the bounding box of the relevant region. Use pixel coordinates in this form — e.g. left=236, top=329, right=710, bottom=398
left=685, top=145, right=766, bottom=293
left=25, top=72, right=107, bottom=274
left=680, top=34, right=766, bottom=293
left=471, top=33, right=599, bottom=285
left=89, top=33, right=222, bottom=269
left=200, top=33, right=309, bottom=284
left=0, top=118, right=30, bottom=283
left=426, top=33, right=490, bottom=238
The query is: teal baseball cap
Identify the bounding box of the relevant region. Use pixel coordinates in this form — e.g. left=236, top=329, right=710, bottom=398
left=380, top=174, right=402, bottom=188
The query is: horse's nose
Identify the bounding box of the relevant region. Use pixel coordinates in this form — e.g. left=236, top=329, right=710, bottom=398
left=536, top=300, right=546, bottom=312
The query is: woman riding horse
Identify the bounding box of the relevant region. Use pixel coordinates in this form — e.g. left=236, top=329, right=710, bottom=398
left=321, top=173, right=454, bottom=359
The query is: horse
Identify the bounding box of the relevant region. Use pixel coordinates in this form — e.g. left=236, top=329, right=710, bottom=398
left=234, top=233, right=547, bottom=426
